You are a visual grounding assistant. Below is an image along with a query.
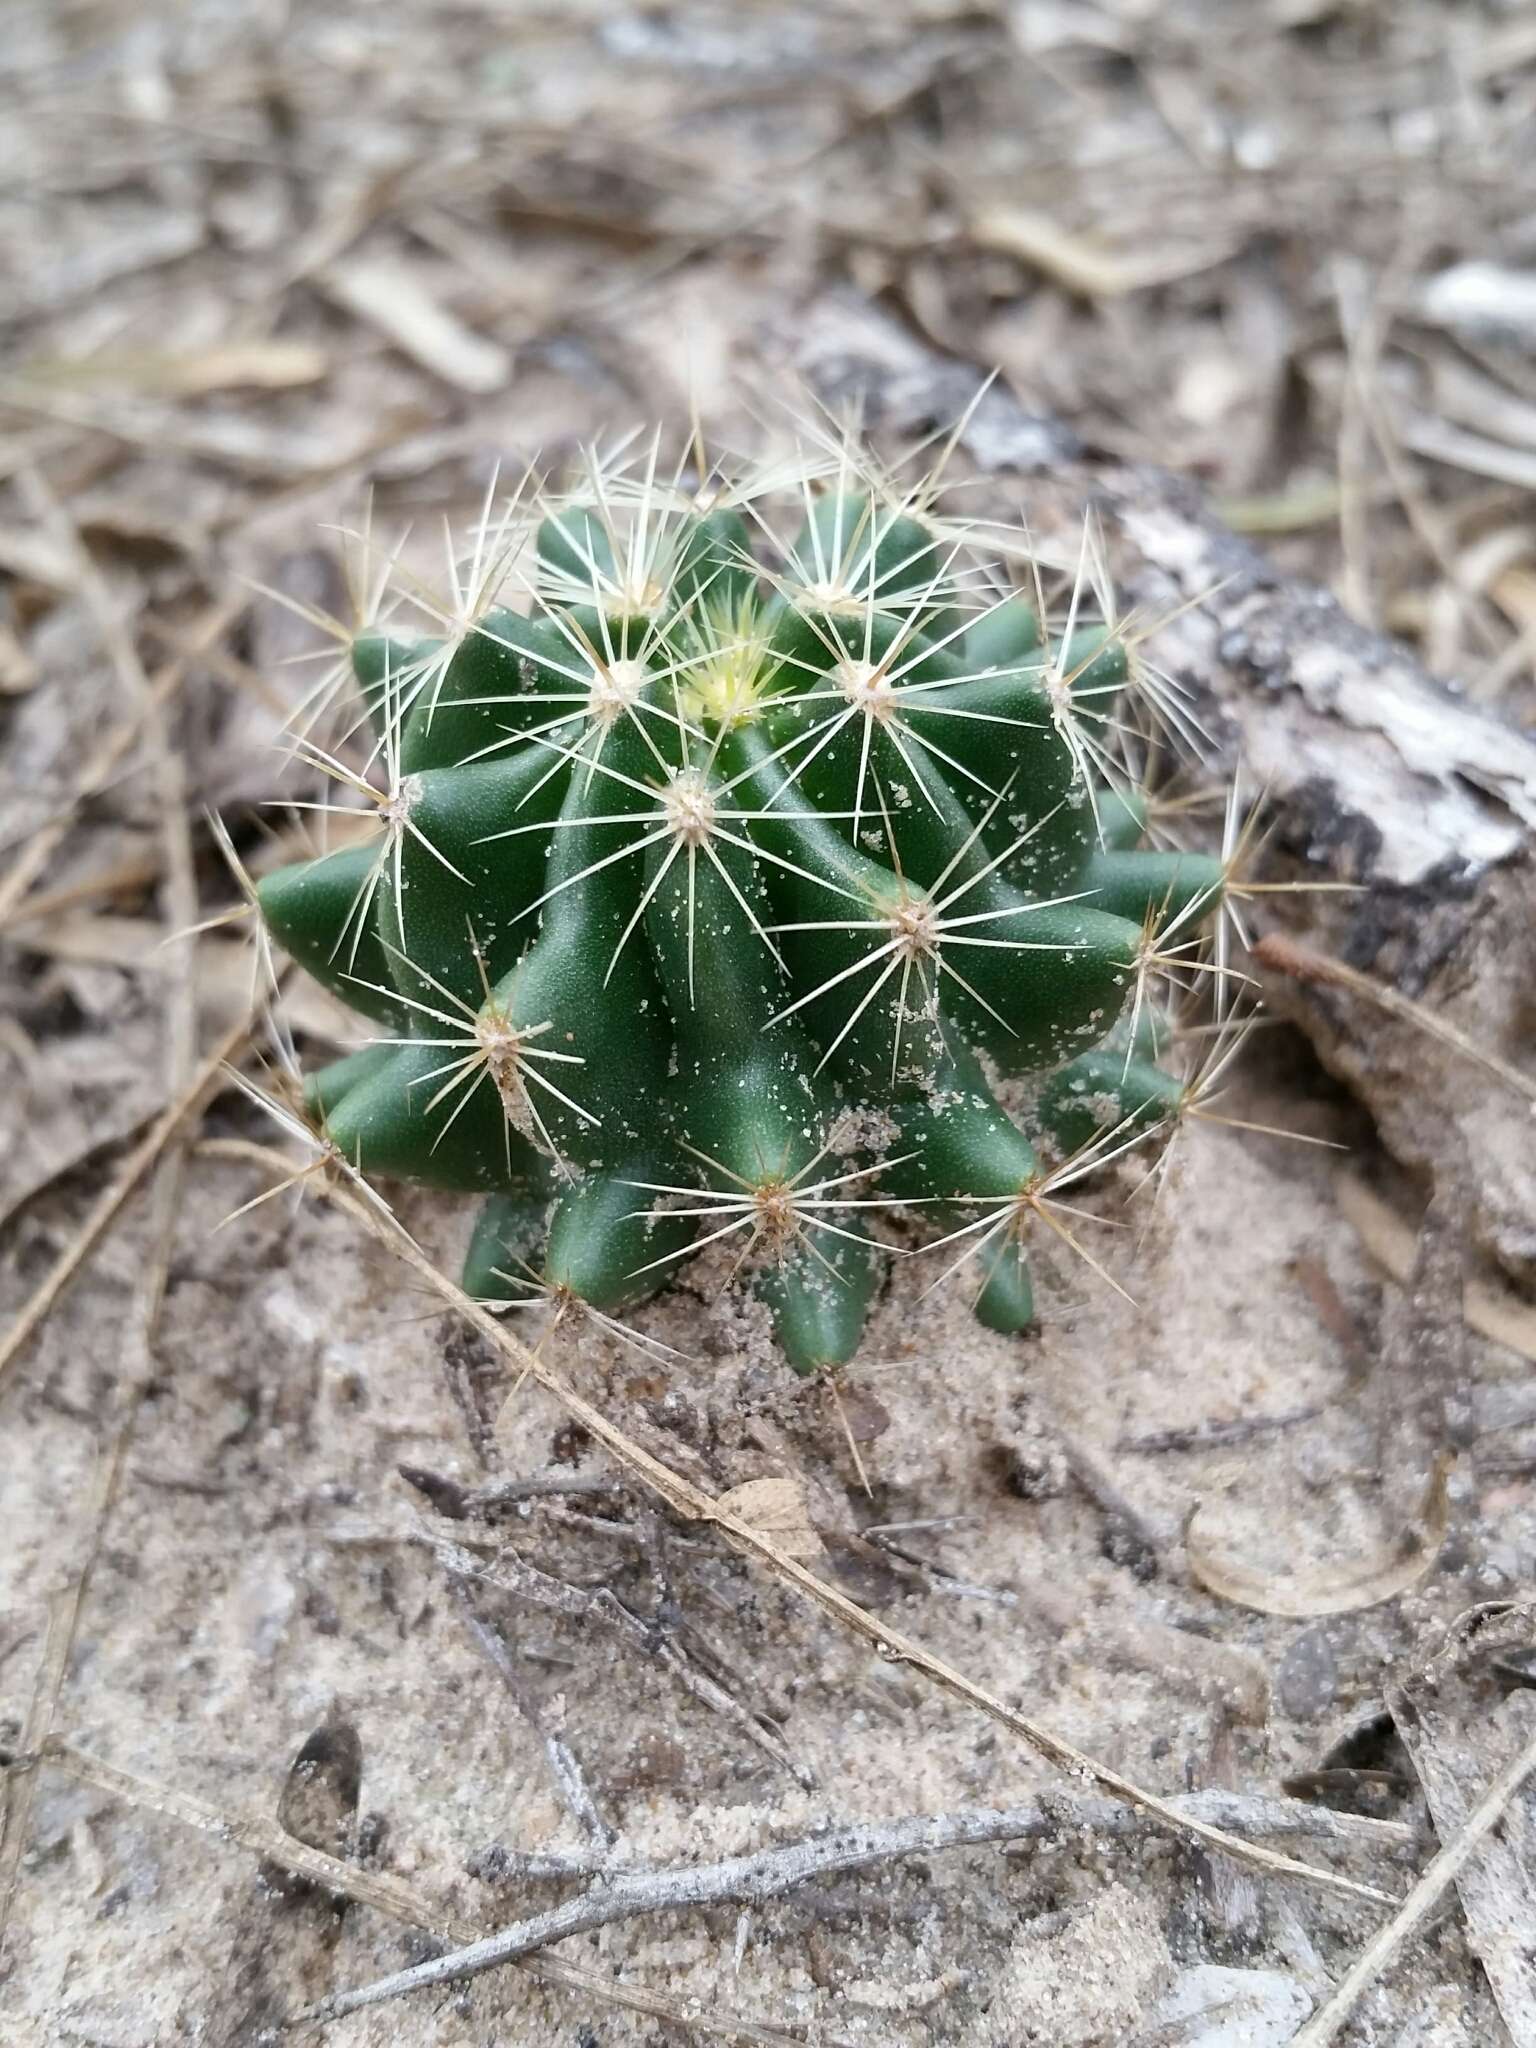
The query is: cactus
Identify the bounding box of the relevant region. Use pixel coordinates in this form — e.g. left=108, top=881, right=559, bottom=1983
left=256, top=438, right=1227, bottom=1374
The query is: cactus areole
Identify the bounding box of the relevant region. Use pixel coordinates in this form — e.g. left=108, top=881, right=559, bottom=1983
left=258, top=443, right=1224, bottom=1374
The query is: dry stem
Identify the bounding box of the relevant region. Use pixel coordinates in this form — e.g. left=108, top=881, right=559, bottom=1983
left=1256, top=931, right=1536, bottom=1106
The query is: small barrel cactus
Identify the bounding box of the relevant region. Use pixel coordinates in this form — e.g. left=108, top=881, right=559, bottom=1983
left=257, top=437, right=1225, bottom=1373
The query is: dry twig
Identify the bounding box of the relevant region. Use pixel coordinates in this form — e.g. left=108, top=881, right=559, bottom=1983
left=293, top=1785, right=1413, bottom=2029
left=433, top=1534, right=813, bottom=1794
left=25, top=1742, right=800, bottom=2048
left=447, top=1574, right=614, bottom=1848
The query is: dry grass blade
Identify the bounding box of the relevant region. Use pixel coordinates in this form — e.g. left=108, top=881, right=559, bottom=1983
left=0, top=992, right=276, bottom=1394
left=304, top=1167, right=1395, bottom=1910
left=0, top=846, right=161, bottom=930
left=1291, top=1718, right=1536, bottom=2047
left=26, top=1744, right=801, bottom=2048
left=0, top=594, right=243, bottom=926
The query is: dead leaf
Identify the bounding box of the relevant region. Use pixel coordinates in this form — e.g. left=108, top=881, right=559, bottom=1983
left=968, top=205, right=1236, bottom=299
left=1337, top=1173, right=1536, bottom=1364
left=320, top=257, right=511, bottom=394
left=1418, top=262, right=1536, bottom=348
left=716, top=1476, right=824, bottom=1560
left=1401, top=415, right=1536, bottom=494
left=0, top=619, right=38, bottom=693
left=1186, top=1457, right=1451, bottom=1619
left=17, top=342, right=328, bottom=398
left=0, top=524, right=79, bottom=591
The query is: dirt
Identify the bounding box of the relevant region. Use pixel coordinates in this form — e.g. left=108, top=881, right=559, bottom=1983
left=6, top=994, right=1530, bottom=2043
left=4, top=3, right=1536, bottom=2045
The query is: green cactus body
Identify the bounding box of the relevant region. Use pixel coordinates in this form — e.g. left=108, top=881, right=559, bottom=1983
left=1096, top=786, right=1149, bottom=854
left=258, top=447, right=1218, bottom=1369
left=303, top=1040, right=395, bottom=1120
left=320, top=1038, right=544, bottom=1192
left=462, top=1179, right=557, bottom=1304
left=1079, top=848, right=1224, bottom=930
left=392, top=612, right=549, bottom=770
left=258, top=844, right=411, bottom=1027
left=1034, top=1047, right=1185, bottom=1157
left=964, top=595, right=1041, bottom=672
left=972, top=1234, right=1036, bottom=1335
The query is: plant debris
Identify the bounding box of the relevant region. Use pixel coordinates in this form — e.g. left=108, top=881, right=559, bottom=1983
left=5, top=3, right=1536, bottom=2041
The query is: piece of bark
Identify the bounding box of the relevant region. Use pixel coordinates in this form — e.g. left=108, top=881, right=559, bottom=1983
left=791, top=292, right=1536, bottom=1285
left=1389, top=1606, right=1536, bottom=2047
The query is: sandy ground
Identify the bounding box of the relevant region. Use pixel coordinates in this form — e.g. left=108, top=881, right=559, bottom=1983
left=9, top=1006, right=1501, bottom=2047
left=4, top=4, right=1536, bottom=2044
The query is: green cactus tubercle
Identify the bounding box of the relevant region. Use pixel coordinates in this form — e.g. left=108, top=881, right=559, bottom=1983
left=257, top=461, right=1223, bottom=1373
